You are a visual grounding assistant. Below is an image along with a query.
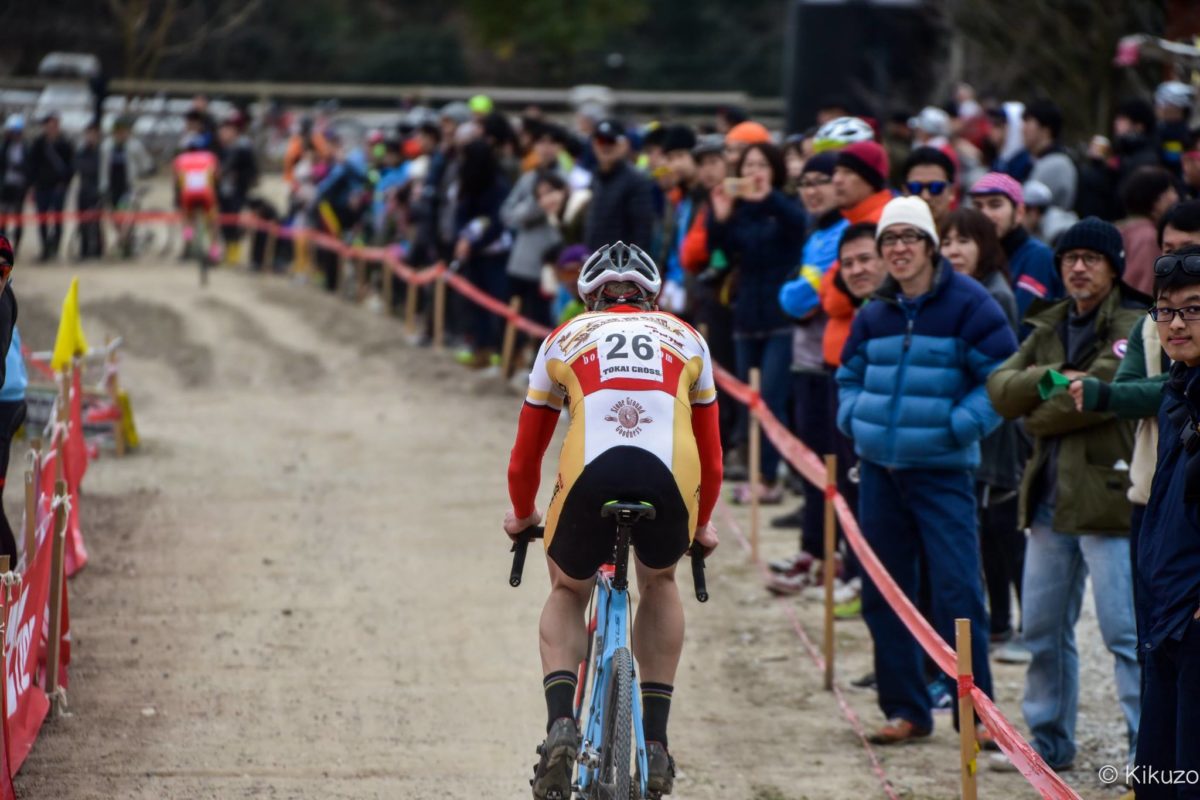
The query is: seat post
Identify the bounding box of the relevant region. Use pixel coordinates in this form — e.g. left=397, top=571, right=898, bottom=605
left=612, top=516, right=632, bottom=592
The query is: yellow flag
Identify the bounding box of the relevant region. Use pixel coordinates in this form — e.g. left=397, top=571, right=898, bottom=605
left=50, top=277, right=89, bottom=371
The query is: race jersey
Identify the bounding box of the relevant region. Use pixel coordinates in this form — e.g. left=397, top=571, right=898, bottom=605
left=173, top=151, right=218, bottom=202
left=508, top=304, right=723, bottom=534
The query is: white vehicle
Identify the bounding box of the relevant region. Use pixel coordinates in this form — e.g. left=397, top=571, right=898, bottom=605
left=34, top=52, right=100, bottom=136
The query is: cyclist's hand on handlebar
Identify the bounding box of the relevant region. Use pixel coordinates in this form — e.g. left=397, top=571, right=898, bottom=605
left=503, top=508, right=542, bottom=541
left=693, top=522, right=718, bottom=557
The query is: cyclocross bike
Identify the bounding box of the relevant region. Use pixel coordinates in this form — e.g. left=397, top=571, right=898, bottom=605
left=510, top=500, right=708, bottom=800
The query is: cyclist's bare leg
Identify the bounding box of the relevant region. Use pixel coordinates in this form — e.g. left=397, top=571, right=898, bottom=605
left=631, top=558, right=684, bottom=684
left=539, top=559, right=593, bottom=675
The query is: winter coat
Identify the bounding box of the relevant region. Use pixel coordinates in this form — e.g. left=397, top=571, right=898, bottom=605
left=1079, top=315, right=1170, bottom=505
left=583, top=160, right=653, bottom=252
left=987, top=286, right=1148, bottom=532
left=707, top=190, right=807, bottom=336
left=836, top=261, right=1017, bottom=471
left=1134, top=362, right=1200, bottom=652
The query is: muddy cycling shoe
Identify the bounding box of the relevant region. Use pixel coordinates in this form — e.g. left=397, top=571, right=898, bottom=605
left=645, top=741, right=676, bottom=797
left=530, top=717, right=580, bottom=800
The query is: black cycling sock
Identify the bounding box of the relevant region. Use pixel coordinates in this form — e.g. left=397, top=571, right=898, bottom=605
left=543, top=670, right=578, bottom=731
left=641, top=682, right=673, bottom=748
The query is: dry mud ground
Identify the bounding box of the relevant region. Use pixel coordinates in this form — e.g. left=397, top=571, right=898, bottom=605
left=4, top=258, right=1133, bottom=799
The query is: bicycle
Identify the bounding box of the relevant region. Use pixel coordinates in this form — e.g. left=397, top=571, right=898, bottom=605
left=510, top=500, right=708, bottom=800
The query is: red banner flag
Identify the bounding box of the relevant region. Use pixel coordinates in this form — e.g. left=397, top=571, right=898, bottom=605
left=5, top=544, right=52, bottom=774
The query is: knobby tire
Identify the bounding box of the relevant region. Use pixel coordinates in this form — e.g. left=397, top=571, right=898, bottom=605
left=595, top=646, right=633, bottom=800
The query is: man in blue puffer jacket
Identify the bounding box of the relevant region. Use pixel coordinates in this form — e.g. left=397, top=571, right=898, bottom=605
left=836, top=196, right=1018, bottom=745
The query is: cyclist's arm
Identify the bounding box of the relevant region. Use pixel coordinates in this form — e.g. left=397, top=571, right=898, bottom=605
left=507, top=344, right=565, bottom=518
left=508, top=402, right=560, bottom=518
left=691, top=401, right=722, bottom=527
left=688, top=339, right=723, bottom=527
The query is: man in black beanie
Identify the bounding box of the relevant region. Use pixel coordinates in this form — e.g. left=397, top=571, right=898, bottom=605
left=987, top=216, right=1147, bottom=771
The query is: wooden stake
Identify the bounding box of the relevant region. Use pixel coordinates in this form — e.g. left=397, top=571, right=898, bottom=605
left=355, top=254, right=367, bottom=300
left=433, top=273, right=447, bottom=351
left=957, top=618, right=978, bottom=800
left=404, top=278, right=419, bottom=335
left=383, top=260, right=395, bottom=313
left=263, top=226, right=278, bottom=273
left=54, top=372, right=68, bottom=485
left=823, top=454, right=838, bottom=691
left=500, top=297, right=523, bottom=379
left=748, top=367, right=761, bottom=564
left=23, top=471, right=35, bottom=569
left=46, top=481, right=67, bottom=716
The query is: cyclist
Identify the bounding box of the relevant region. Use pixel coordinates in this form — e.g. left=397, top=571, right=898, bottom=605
left=173, top=135, right=221, bottom=264
left=504, top=241, right=722, bottom=799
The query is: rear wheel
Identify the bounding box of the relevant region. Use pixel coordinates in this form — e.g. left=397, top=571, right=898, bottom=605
left=595, top=647, right=632, bottom=800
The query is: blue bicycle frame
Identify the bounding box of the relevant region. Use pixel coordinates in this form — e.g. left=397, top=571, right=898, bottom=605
left=576, top=571, right=649, bottom=798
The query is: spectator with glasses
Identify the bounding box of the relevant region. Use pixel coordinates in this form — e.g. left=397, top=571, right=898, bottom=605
left=987, top=217, right=1147, bottom=772
left=837, top=196, right=1016, bottom=745
left=1132, top=245, right=1200, bottom=792
left=903, top=146, right=957, bottom=230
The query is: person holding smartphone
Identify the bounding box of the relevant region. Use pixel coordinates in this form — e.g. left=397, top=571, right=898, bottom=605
left=708, top=141, right=807, bottom=504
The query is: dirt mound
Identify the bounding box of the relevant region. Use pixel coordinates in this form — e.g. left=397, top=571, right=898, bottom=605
left=82, top=295, right=214, bottom=388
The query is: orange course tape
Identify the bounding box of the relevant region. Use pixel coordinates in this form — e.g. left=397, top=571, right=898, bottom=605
left=713, top=367, right=1082, bottom=800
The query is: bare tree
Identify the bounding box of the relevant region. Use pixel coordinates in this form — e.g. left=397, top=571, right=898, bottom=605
left=947, top=0, right=1164, bottom=140
left=105, top=0, right=264, bottom=79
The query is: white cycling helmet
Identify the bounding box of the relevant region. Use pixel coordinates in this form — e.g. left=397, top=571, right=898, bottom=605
left=812, top=116, right=874, bottom=152
left=1155, top=81, right=1195, bottom=109
left=577, top=241, right=662, bottom=305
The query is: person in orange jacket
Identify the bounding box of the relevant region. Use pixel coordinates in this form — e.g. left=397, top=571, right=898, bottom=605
left=283, top=118, right=331, bottom=190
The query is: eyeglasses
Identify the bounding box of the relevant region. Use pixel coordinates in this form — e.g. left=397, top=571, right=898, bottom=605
left=1149, top=305, right=1200, bottom=322
left=905, top=180, right=948, bottom=197
left=799, top=176, right=832, bottom=189
left=1060, top=251, right=1104, bottom=268
left=1154, top=253, right=1200, bottom=277
left=879, top=231, right=927, bottom=248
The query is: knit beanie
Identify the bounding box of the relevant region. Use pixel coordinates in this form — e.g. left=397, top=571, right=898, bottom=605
left=877, top=196, right=940, bottom=249
left=1054, top=216, right=1125, bottom=277
left=837, top=141, right=889, bottom=192
left=969, top=172, right=1024, bottom=207
left=801, top=151, right=838, bottom=177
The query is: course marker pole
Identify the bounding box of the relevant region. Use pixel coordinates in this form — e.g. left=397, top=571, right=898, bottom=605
left=957, top=618, right=978, bottom=800
left=823, top=454, right=837, bottom=691
left=404, top=277, right=420, bottom=335
left=46, top=481, right=67, bottom=716
left=748, top=367, right=761, bottom=563
left=263, top=225, right=278, bottom=274
left=23, top=471, right=35, bottom=568
left=383, top=258, right=395, bottom=313
left=500, top=297, right=522, bottom=378
left=433, top=273, right=447, bottom=352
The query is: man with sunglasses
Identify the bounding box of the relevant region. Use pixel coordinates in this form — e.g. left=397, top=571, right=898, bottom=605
left=988, top=217, right=1148, bottom=772
left=970, top=172, right=1064, bottom=321
left=1131, top=245, right=1200, bottom=796
left=902, top=146, right=957, bottom=230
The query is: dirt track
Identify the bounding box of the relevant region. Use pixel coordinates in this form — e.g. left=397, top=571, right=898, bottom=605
left=6, top=258, right=1131, bottom=799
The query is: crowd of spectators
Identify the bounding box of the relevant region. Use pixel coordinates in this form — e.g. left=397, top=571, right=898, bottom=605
left=0, top=95, right=255, bottom=263
left=7, top=77, right=1200, bottom=791
left=322, top=81, right=1197, bottom=792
